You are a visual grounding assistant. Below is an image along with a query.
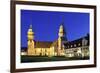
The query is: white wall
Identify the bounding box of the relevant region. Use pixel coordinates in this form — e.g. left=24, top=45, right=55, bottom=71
left=0, top=0, right=100, bottom=73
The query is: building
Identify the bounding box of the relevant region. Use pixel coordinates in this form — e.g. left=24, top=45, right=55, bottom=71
left=64, top=34, right=89, bottom=58
left=27, top=24, right=66, bottom=57
left=21, top=23, right=89, bottom=58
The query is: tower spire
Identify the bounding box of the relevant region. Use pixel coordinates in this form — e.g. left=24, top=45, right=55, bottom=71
left=27, top=24, right=34, bottom=40
left=58, top=18, right=67, bottom=41
left=59, top=16, right=65, bottom=34
left=30, top=24, right=32, bottom=29
left=58, top=25, right=64, bottom=38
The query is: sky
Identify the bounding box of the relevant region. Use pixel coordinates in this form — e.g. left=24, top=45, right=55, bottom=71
left=21, top=10, right=89, bottom=47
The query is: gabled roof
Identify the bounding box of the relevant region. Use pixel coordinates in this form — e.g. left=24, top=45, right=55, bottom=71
left=35, top=41, right=53, bottom=48
left=64, top=34, right=89, bottom=49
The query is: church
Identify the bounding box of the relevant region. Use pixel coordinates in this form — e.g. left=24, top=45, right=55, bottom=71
left=21, top=23, right=89, bottom=58
left=26, top=23, right=66, bottom=57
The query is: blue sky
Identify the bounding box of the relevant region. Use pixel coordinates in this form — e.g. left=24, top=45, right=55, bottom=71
left=21, top=10, right=89, bottom=47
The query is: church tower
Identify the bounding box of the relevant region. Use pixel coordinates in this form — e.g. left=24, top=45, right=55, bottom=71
left=27, top=25, right=34, bottom=40
left=27, top=25, right=35, bottom=55
left=58, top=24, right=66, bottom=56
left=59, top=25, right=64, bottom=37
